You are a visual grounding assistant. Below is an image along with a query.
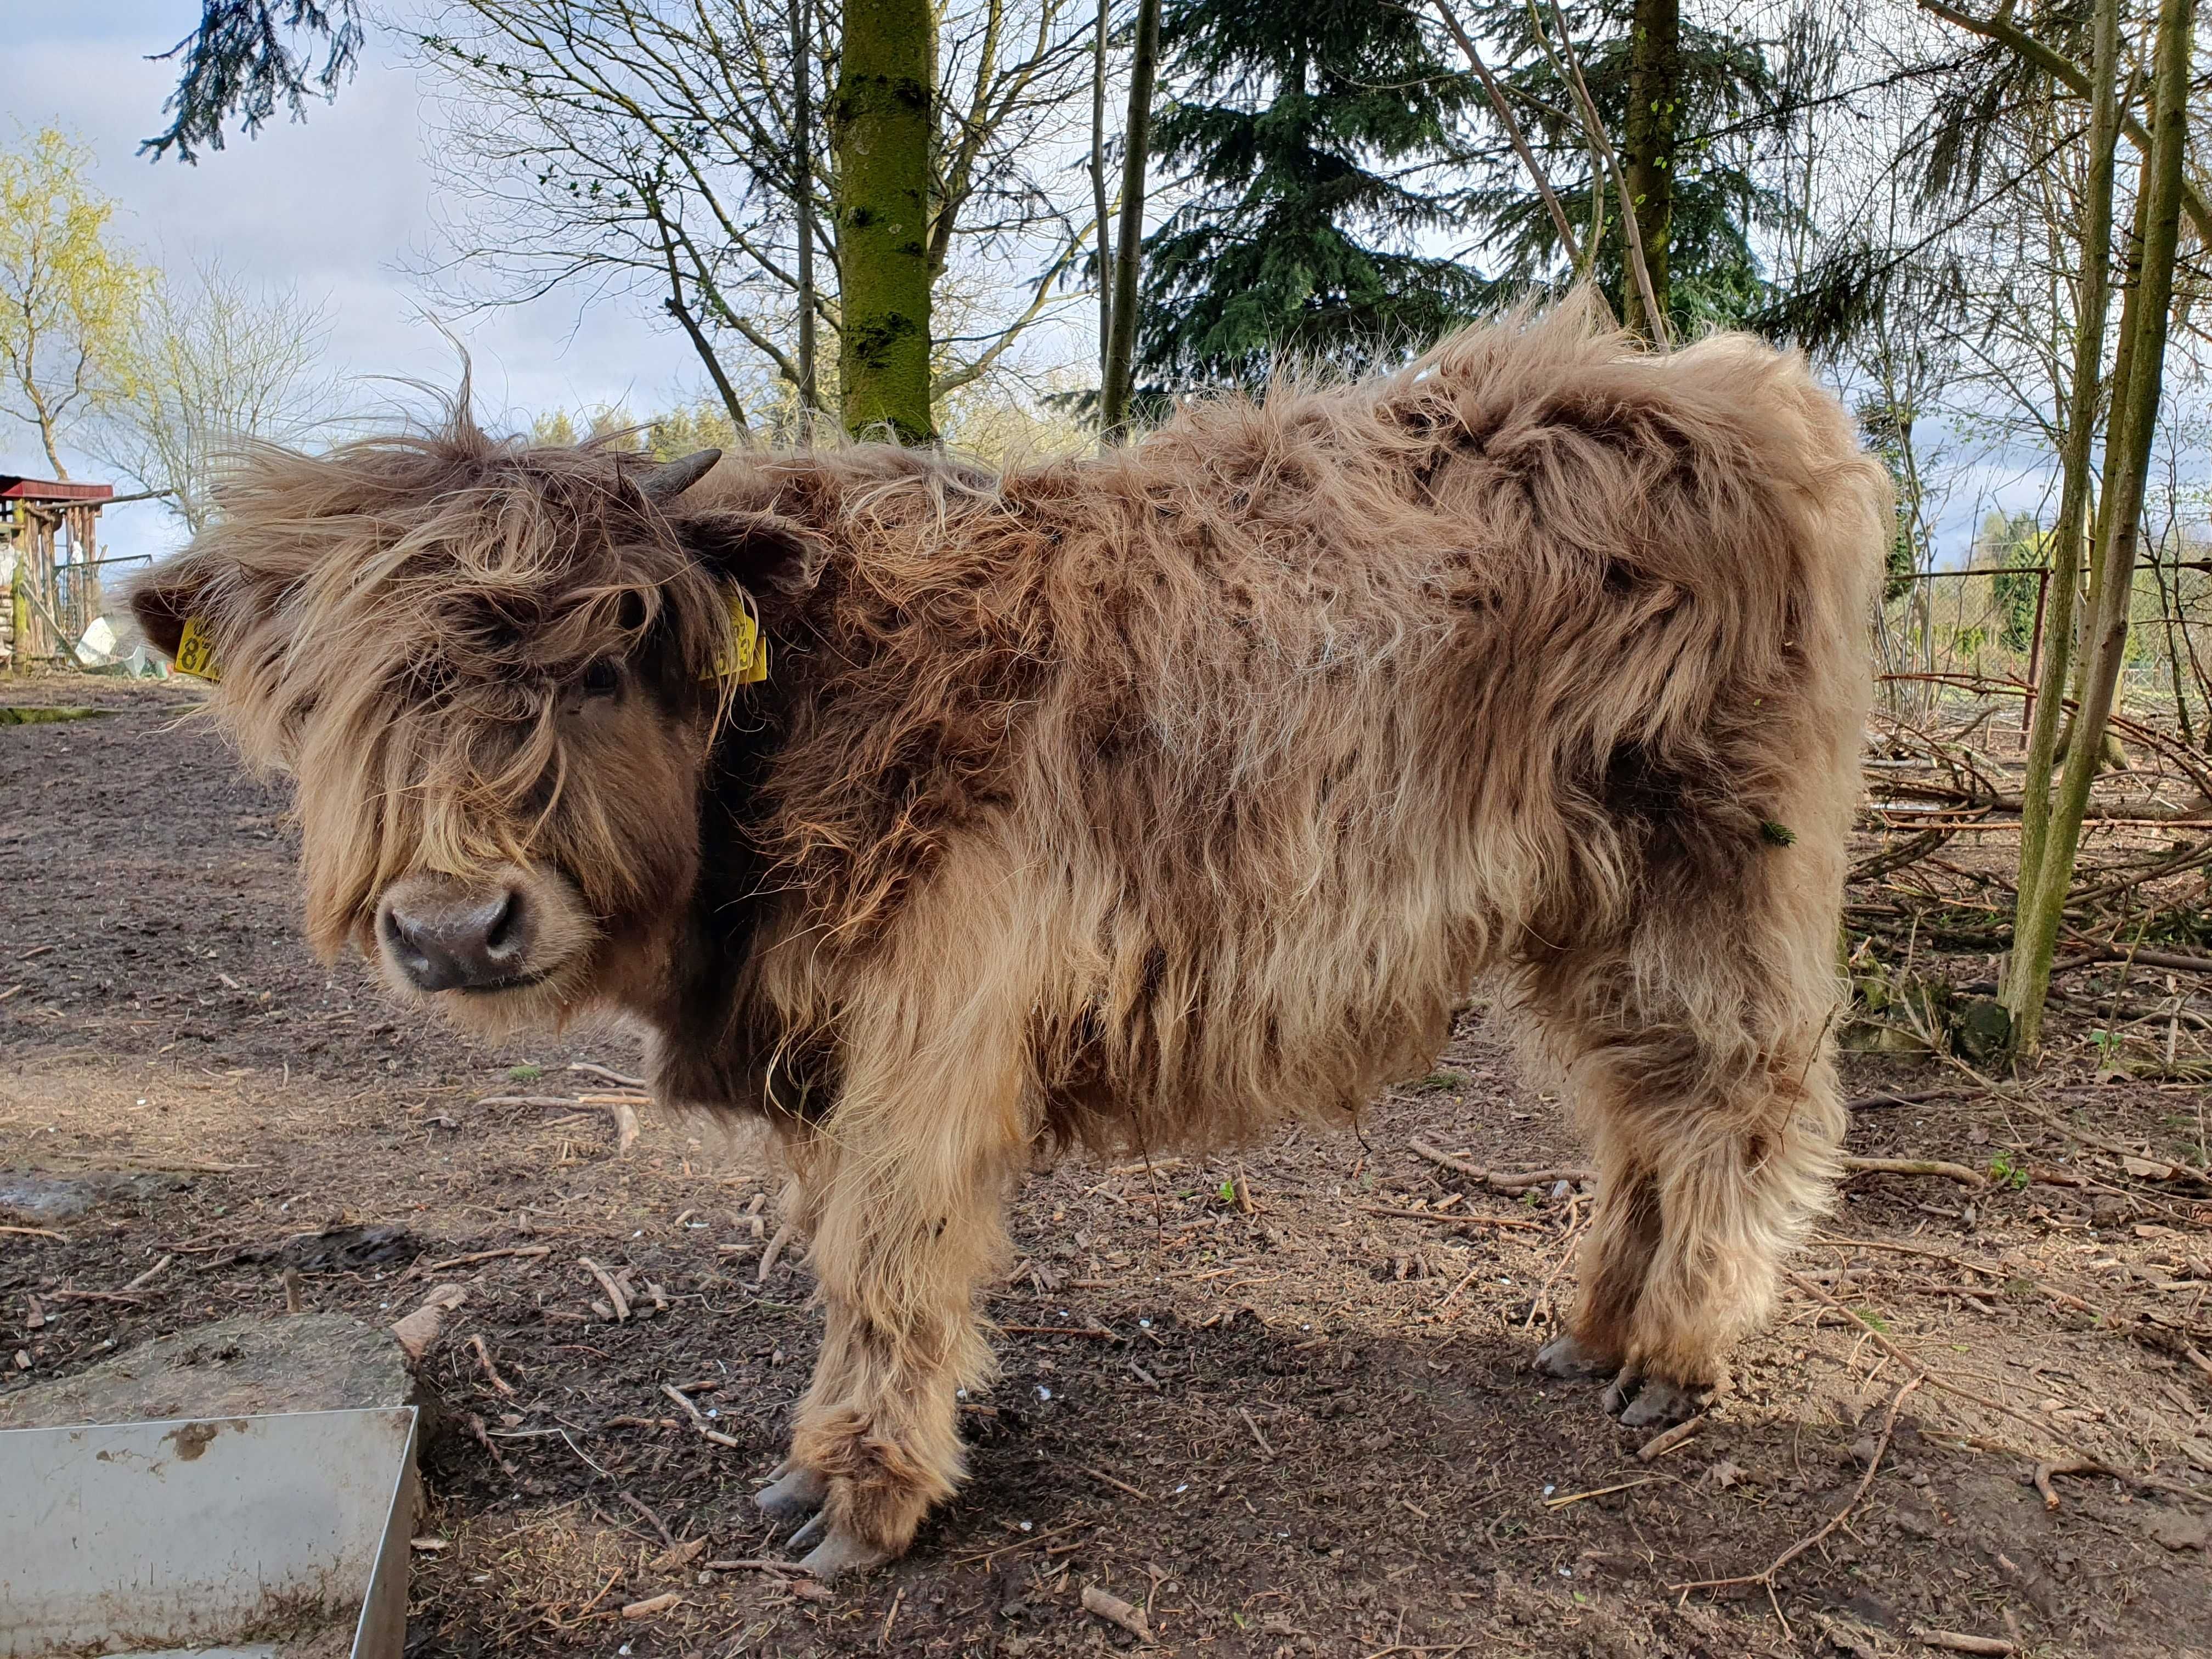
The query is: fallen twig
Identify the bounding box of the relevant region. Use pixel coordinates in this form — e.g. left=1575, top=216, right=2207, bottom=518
left=1845, top=1089, right=1972, bottom=1113
left=1637, top=1414, right=1706, bottom=1462
left=1408, top=1139, right=1595, bottom=1192
left=620, top=1489, right=678, bottom=1550
left=0, top=1226, right=65, bottom=1240
left=468, top=1333, right=516, bottom=1396
left=1362, top=1205, right=1547, bottom=1231
left=121, top=1254, right=173, bottom=1293
left=661, top=1381, right=741, bottom=1448
left=571, top=1060, right=648, bottom=1088
left=1841, top=1155, right=1988, bottom=1188
left=1544, top=1476, right=1661, bottom=1508
left=1076, top=1463, right=1154, bottom=1501
left=1673, top=1375, right=1921, bottom=1598
left=1912, top=1629, right=2015, bottom=1656
left=758, top=1222, right=795, bottom=1284
left=425, top=1245, right=552, bottom=1272
left=1239, top=1405, right=1275, bottom=1458
left=578, top=1257, right=631, bottom=1321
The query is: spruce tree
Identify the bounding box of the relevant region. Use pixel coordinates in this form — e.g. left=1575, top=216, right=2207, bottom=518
left=1136, top=1, right=1492, bottom=391
left=1460, top=0, right=1787, bottom=333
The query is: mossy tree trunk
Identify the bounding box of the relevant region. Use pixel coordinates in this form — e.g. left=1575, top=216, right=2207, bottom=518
left=2008, top=0, right=2197, bottom=1053
left=1619, top=0, right=1678, bottom=341
left=1099, top=0, right=1160, bottom=442
left=2006, top=0, right=2120, bottom=1032
left=831, top=0, right=935, bottom=443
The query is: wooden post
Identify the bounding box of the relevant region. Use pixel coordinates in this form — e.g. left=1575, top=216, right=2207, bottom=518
left=20, top=509, right=53, bottom=661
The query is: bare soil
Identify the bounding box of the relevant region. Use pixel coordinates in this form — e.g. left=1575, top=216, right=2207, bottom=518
left=4, top=675, right=2209, bottom=1658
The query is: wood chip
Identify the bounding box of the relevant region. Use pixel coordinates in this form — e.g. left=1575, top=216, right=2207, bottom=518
left=620, top=1592, right=681, bottom=1620
left=390, top=1284, right=465, bottom=1361
left=1081, top=1584, right=1153, bottom=1643
left=647, top=1537, right=708, bottom=1573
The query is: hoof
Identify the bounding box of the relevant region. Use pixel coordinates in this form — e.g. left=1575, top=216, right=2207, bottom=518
left=798, top=1525, right=893, bottom=1581
left=1534, top=1332, right=1619, bottom=1380
left=1602, top=1368, right=1711, bottom=1429
left=757, top=1463, right=829, bottom=1523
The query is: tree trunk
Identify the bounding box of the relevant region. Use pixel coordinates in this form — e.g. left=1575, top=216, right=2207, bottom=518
left=2007, top=0, right=2120, bottom=1031
left=1619, top=0, right=1678, bottom=340
left=2008, top=0, right=2196, bottom=1053
left=792, top=0, right=820, bottom=420
left=1098, top=0, right=1160, bottom=443
left=830, top=0, right=935, bottom=443
left=1092, top=0, right=1114, bottom=392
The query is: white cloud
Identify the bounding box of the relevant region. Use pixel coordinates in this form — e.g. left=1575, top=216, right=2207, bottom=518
left=6, top=4, right=701, bottom=563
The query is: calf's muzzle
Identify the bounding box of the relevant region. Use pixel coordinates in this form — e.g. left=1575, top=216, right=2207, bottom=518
left=377, top=878, right=536, bottom=993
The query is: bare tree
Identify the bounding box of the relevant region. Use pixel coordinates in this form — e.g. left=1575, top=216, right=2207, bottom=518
left=91, top=257, right=344, bottom=533
left=413, top=0, right=1099, bottom=432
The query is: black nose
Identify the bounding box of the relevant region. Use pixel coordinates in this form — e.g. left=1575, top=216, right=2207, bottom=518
left=380, top=888, right=533, bottom=992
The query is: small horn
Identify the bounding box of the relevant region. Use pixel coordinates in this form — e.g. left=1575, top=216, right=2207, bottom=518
left=635, top=449, right=723, bottom=504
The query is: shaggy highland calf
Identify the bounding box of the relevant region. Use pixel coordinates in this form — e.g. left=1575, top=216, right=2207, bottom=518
left=132, top=301, right=1886, bottom=1576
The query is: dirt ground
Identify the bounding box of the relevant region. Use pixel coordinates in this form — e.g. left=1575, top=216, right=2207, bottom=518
left=4, top=675, right=2210, bottom=1659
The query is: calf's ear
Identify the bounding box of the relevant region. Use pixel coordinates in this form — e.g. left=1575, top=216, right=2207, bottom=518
left=675, top=509, right=829, bottom=597
left=127, top=557, right=213, bottom=660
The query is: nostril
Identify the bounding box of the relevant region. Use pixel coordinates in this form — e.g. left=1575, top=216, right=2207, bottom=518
left=482, top=890, right=524, bottom=957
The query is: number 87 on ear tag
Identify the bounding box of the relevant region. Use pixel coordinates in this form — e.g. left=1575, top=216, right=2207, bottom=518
left=173, top=616, right=222, bottom=682
left=707, top=591, right=770, bottom=684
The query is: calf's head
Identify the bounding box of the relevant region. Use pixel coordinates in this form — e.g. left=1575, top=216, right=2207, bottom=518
left=129, top=422, right=823, bottom=1036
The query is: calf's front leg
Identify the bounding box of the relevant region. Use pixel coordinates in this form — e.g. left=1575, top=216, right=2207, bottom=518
left=756, top=1057, right=1029, bottom=1575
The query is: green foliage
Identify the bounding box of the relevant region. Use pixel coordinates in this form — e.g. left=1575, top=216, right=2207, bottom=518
left=1988, top=1150, right=2030, bottom=1190
left=0, top=131, right=153, bottom=478
left=1857, top=398, right=1922, bottom=603
left=1979, top=510, right=2046, bottom=651
left=1136, top=1, right=1494, bottom=390
left=646, top=397, right=746, bottom=460
left=507, top=1063, right=543, bottom=1082
left=1457, top=0, right=1791, bottom=332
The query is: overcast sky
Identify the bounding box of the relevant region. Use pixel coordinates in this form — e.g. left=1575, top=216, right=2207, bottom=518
left=9, top=3, right=704, bottom=563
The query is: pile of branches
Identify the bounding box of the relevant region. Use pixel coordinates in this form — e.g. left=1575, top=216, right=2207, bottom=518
left=1849, top=673, right=2212, bottom=1071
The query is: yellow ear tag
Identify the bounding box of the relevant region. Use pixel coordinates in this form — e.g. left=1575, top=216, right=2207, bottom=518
left=173, top=616, right=223, bottom=682
left=707, top=590, right=770, bottom=684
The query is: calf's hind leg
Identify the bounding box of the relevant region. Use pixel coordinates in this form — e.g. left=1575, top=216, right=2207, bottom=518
left=1526, top=890, right=1847, bottom=1426
left=1596, top=1041, right=1843, bottom=1426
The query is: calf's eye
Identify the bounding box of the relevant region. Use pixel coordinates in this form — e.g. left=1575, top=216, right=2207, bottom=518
left=580, top=658, right=622, bottom=697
